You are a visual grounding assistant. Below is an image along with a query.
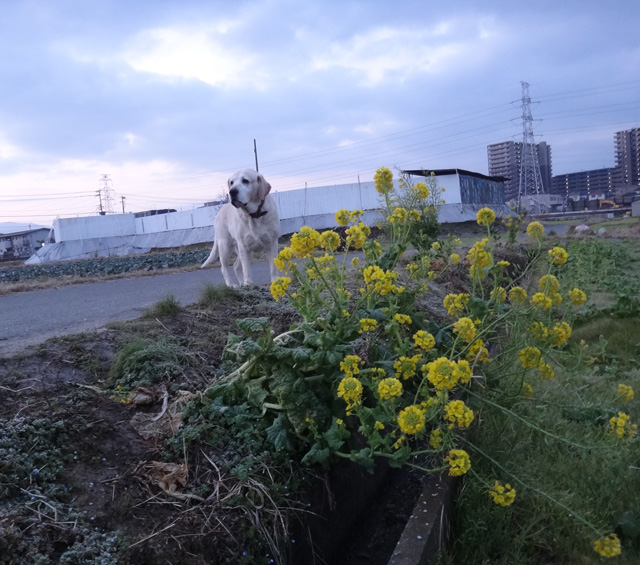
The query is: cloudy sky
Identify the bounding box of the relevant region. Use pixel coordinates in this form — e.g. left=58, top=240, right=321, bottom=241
left=1, top=0, right=639, bottom=228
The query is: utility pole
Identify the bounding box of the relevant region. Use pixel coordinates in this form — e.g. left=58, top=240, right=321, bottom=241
left=253, top=139, right=259, bottom=172
left=121, top=196, right=126, bottom=214
left=517, top=82, right=544, bottom=213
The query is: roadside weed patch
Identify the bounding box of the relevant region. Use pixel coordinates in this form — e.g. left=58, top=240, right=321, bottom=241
left=144, top=293, right=182, bottom=318
left=189, top=168, right=633, bottom=559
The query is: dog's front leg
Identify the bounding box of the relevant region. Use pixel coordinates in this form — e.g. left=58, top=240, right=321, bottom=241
left=236, top=247, right=253, bottom=285
left=268, top=241, right=280, bottom=282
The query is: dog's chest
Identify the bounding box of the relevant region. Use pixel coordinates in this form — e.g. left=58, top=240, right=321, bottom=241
left=240, top=229, right=273, bottom=252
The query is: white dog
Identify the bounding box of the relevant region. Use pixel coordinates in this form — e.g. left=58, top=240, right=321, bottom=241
left=201, top=169, right=280, bottom=287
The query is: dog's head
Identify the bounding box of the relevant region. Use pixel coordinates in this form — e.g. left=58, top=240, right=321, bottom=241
left=227, top=169, right=272, bottom=214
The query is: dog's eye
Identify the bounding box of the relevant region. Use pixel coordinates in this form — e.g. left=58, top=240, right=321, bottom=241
left=242, top=178, right=249, bottom=184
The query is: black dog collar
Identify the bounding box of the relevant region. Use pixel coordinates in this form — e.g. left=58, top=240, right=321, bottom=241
left=249, top=200, right=268, bottom=219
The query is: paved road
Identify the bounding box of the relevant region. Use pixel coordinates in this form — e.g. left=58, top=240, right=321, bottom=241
left=0, top=262, right=273, bottom=357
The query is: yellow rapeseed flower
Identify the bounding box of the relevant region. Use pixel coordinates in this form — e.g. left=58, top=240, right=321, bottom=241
left=450, top=253, right=460, bottom=264
left=526, top=221, right=544, bottom=239
left=337, top=376, right=363, bottom=407
left=538, top=274, right=560, bottom=295
left=394, top=313, right=412, bottom=325
left=530, top=292, right=552, bottom=311
left=445, top=449, right=471, bottom=476
left=394, top=355, right=422, bottom=380
left=529, top=321, right=549, bottom=341
left=466, top=339, right=491, bottom=364
left=340, top=355, right=363, bottom=377
left=290, top=226, right=321, bottom=258
left=397, top=404, right=426, bottom=435
left=593, top=533, right=622, bottom=558
left=345, top=222, right=369, bottom=249
left=443, top=400, right=475, bottom=429
left=425, top=357, right=467, bottom=390
left=610, top=412, right=638, bottom=438
left=444, top=293, right=470, bottom=317
left=270, top=276, right=291, bottom=302
left=538, top=363, right=555, bottom=381
left=489, top=481, right=516, bottom=507
left=618, top=384, right=634, bottom=402
left=549, top=321, right=572, bottom=346
left=413, top=330, right=436, bottom=352
left=508, top=286, right=528, bottom=304
left=454, top=317, right=476, bottom=343
left=274, top=246, right=294, bottom=272
left=548, top=246, right=569, bottom=266
left=519, top=346, right=543, bottom=369
left=319, top=230, right=341, bottom=251
left=522, top=382, right=533, bottom=397
left=359, top=318, right=379, bottom=333
left=388, top=207, right=409, bottom=224
left=412, top=181, right=430, bottom=199
left=378, top=377, right=403, bottom=400
left=568, top=287, right=587, bottom=306
left=374, top=166, right=394, bottom=195
left=335, top=209, right=351, bottom=226
left=476, top=207, right=496, bottom=226
left=429, top=428, right=443, bottom=449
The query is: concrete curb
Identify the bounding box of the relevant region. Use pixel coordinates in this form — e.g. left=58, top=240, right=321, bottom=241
left=389, top=474, right=459, bottom=565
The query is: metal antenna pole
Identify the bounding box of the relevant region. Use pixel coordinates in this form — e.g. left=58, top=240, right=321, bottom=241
left=517, top=82, right=544, bottom=213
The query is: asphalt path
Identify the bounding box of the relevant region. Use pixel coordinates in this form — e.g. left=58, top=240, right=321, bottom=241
left=0, top=261, right=273, bottom=357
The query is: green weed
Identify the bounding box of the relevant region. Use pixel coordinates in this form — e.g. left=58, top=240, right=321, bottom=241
left=144, top=293, right=182, bottom=318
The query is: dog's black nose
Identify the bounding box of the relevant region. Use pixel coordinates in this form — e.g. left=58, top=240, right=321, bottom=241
left=229, top=188, right=239, bottom=199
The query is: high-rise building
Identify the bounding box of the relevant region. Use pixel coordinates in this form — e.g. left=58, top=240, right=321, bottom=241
left=614, top=127, right=640, bottom=191
left=487, top=141, right=552, bottom=202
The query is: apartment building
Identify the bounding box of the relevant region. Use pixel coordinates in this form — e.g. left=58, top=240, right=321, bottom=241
left=487, top=141, right=552, bottom=202
left=614, top=127, right=640, bottom=191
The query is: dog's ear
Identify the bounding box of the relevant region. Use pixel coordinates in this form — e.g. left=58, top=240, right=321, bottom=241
left=257, top=174, right=272, bottom=200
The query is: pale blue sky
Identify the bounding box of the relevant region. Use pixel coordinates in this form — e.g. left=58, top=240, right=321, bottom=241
left=1, top=0, right=639, bottom=226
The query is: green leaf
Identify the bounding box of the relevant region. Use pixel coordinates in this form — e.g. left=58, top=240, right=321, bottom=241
left=301, top=443, right=331, bottom=467
left=266, top=413, right=295, bottom=452
left=245, top=379, right=268, bottom=408
left=350, top=448, right=375, bottom=473
left=237, top=317, right=271, bottom=335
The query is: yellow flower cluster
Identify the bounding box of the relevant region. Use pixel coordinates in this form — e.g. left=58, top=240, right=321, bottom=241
left=290, top=226, right=321, bottom=258
left=453, top=317, right=476, bottom=342
left=374, top=166, right=394, bottom=195
left=466, top=339, right=491, bottom=364
left=549, top=321, right=572, bottom=346
left=489, top=481, right=516, bottom=507
left=411, top=181, right=430, bottom=199
left=337, top=376, right=363, bottom=409
left=425, top=357, right=472, bottom=390
left=397, top=404, right=426, bottom=435
left=529, top=321, right=549, bottom=341
left=345, top=222, right=370, bottom=249
left=444, top=293, right=470, bottom=317
left=450, top=253, right=460, bottom=264
left=362, top=265, right=404, bottom=295
left=445, top=449, right=471, bottom=476
left=270, top=276, right=291, bottom=302
left=519, top=346, right=543, bottom=369
left=320, top=230, right=341, bottom=251
left=539, top=274, right=560, bottom=295
left=429, top=428, right=443, bottom=449
left=618, top=384, right=634, bottom=402
left=340, top=355, right=363, bottom=377
left=508, top=286, right=528, bottom=304
left=521, top=382, right=533, bottom=397
left=335, top=209, right=351, bottom=226
left=476, top=207, right=496, bottom=226
left=274, top=246, right=294, bottom=272
left=413, top=330, right=436, bottom=351
left=394, top=313, right=412, bottom=325
left=444, top=400, right=475, bottom=429
left=530, top=292, right=552, bottom=311
left=610, top=412, right=638, bottom=438
left=388, top=207, right=409, bottom=224
left=359, top=318, right=379, bottom=333
left=466, top=238, right=492, bottom=279
left=593, top=533, right=622, bottom=558
left=378, top=377, right=403, bottom=400
left=526, top=221, right=544, bottom=239
left=568, top=287, right=587, bottom=306
left=548, top=246, right=569, bottom=266
left=394, top=354, right=422, bottom=380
